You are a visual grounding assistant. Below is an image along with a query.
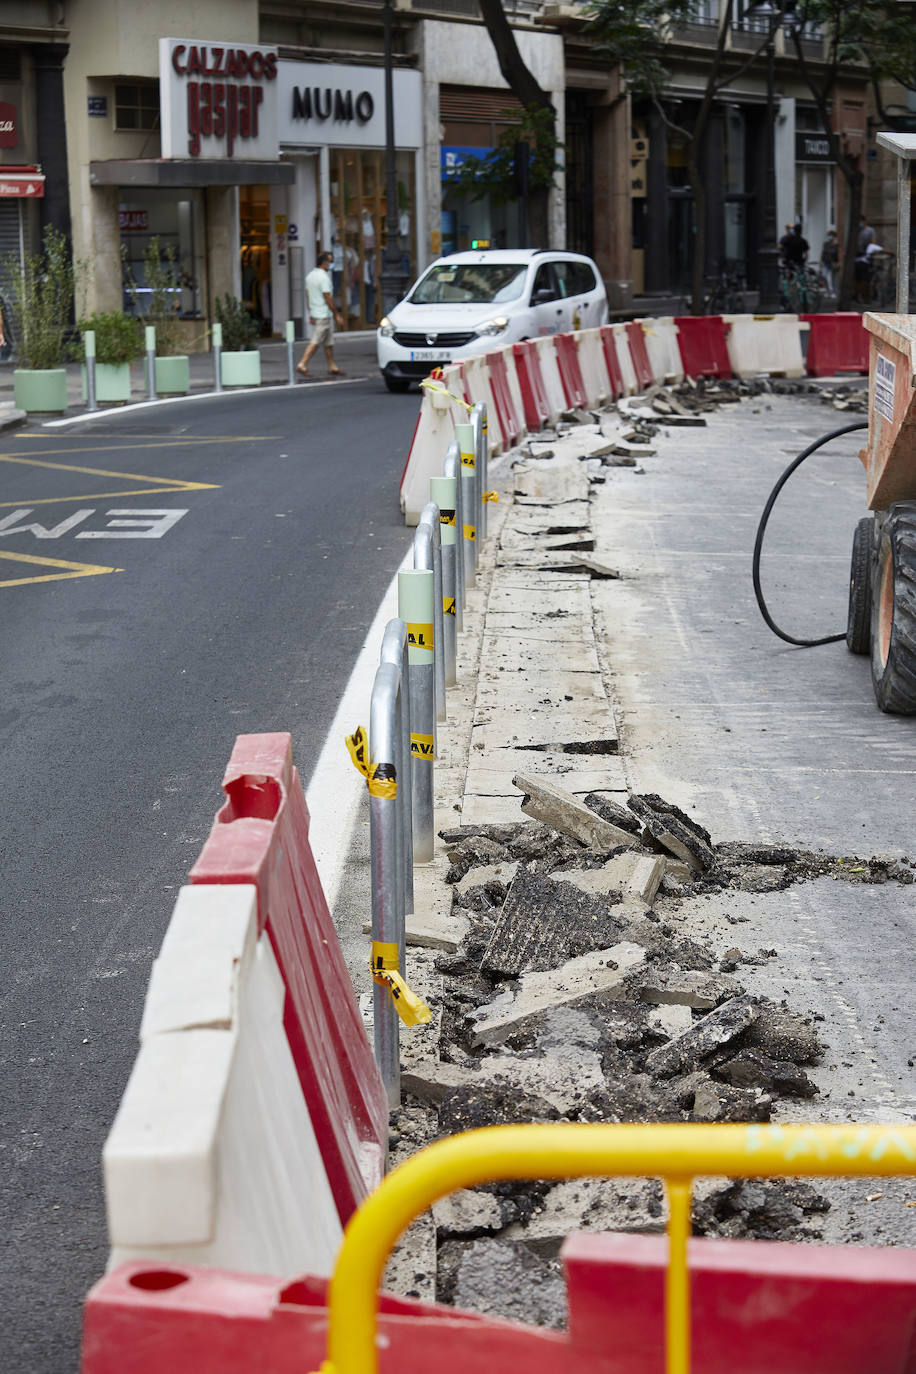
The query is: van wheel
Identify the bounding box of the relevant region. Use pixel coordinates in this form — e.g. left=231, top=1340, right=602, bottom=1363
left=384, top=374, right=410, bottom=393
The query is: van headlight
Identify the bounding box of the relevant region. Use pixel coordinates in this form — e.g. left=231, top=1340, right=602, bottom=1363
left=378, top=317, right=395, bottom=337
left=474, top=316, right=509, bottom=337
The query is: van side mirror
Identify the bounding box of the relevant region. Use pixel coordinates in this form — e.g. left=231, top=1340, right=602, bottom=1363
left=532, top=286, right=555, bottom=304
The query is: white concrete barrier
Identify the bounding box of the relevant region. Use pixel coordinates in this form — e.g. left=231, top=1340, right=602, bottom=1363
left=103, top=884, right=343, bottom=1276
left=578, top=327, right=610, bottom=407
left=723, top=314, right=808, bottom=379
left=611, top=324, right=639, bottom=396
left=535, top=335, right=566, bottom=423
left=643, top=317, right=683, bottom=385
left=399, top=373, right=460, bottom=524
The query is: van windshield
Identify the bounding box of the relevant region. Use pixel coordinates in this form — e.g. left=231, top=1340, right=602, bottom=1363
left=409, top=263, right=528, bottom=305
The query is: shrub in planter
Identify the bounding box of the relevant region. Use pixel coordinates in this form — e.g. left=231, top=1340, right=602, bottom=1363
left=78, top=310, right=144, bottom=403
left=4, top=225, right=85, bottom=412
left=215, top=292, right=260, bottom=386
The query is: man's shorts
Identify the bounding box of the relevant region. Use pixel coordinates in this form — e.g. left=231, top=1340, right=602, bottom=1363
left=312, top=316, right=333, bottom=346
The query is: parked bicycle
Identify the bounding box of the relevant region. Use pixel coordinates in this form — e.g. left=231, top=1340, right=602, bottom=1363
left=779, top=263, right=824, bottom=314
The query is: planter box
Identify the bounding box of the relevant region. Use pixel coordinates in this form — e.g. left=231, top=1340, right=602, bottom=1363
left=155, top=355, right=190, bottom=395
left=14, top=368, right=68, bottom=414
left=81, top=362, right=133, bottom=403
left=220, top=350, right=261, bottom=387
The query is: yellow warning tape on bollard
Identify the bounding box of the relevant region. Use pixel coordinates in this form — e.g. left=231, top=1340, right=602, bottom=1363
left=443, top=596, right=456, bottom=616
left=419, top=377, right=473, bottom=413
left=483, top=490, right=499, bottom=503
left=370, top=941, right=432, bottom=1027
left=410, top=732, right=435, bottom=760
left=345, top=726, right=398, bottom=800
left=406, top=620, right=434, bottom=651
left=463, top=523, right=476, bottom=542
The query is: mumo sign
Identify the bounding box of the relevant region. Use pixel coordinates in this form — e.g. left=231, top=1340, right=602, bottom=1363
left=291, top=87, right=374, bottom=125
left=159, top=37, right=279, bottom=160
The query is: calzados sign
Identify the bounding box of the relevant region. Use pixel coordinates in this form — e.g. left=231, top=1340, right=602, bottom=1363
left=160, top=38, right=279, bottom=160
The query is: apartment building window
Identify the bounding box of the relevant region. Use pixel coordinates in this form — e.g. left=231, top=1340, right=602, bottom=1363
left=115, top=83, right=159, bottom=133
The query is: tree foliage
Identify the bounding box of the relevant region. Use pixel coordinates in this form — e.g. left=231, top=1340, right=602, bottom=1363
left=449, top=106, right=557, bottom=206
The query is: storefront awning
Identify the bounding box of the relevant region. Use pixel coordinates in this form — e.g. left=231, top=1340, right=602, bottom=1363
left=0, top=170, right=45, bottom=198
left=89, top=159, right=295, bottom=188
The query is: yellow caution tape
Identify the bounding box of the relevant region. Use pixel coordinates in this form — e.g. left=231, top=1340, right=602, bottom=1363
left=463, top=523, right=476, bottom=542
left=439, top=508, right=456, bottom=526
left=482, top=490, right=499, bottom=504
left=460, top=450, right=476, bottom=469
left=419, top=377, right=473, bottom=413
left=370, top=941, right=432, bottom=1027
left=443, top=596, right=456, bottom=616
left=345, top=726, right=397, bottom=799
left=410, top=732, right=435, bottom=760
left=406, top=620, right=434, bottom=651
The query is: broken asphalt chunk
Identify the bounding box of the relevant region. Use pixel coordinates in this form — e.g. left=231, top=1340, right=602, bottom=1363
left=645, top=994, right=758, bottom=1078
left=513, top=773, right=635, bottom=849
left=480, top=866, right=625, bottom=977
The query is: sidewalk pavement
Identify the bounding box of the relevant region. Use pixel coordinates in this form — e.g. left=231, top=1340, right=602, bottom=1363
left=0, top=330, right=381, bottom=426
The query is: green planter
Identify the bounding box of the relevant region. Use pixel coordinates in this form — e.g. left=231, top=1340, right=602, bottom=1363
left=81, top=362, right=132, bottom=404
left=155, top=355, right=190, bottom=395
left=14, top=368, right=68, bottom=414
left=220, top=350, right=261, bottom=388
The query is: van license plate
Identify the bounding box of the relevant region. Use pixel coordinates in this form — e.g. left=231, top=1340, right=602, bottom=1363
left=411, top=349, right=452, bottom=361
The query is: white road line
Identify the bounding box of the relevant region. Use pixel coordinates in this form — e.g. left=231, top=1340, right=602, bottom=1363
left=304, top=546, right=412, bottom=914
left=41, top=377, right=368, bottom=428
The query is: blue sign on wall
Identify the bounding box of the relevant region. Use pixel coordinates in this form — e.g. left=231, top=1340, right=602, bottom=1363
left=440, top=146, right=496, bottom=181
left=88, top=96, right=108, bottom=118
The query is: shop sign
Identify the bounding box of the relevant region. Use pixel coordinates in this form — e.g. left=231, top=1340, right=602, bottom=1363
left=796, top=131, right=833, bottom=163
left=0, top=169, right=44, bottom=197
left=441, top=146, right=496, bottom=181
left=159, top=37, right=280, bottom=161
left=0, top=101, right=16, bottom=149
left=277, top=61, right=422, bottom=150
left=119, top=209, right=149, bottom=231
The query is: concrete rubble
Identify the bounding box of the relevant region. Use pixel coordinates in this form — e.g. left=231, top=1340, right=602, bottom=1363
left=379, top=386, right=914, bottom=1327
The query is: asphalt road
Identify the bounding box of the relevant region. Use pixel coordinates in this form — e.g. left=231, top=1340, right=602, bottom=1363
left=0, top=377, right=418, bottom=1370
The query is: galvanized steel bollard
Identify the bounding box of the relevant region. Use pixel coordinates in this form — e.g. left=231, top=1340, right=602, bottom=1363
left=415, top=503, right=446, bottom=725
left=429, top=474, right=457, bottom=687
left=212, top=321, right=223, bottom=394
left=443, top=440, right=465, bottom=632
left=398, top=567, right=436, bottom=863
left=472, top=401, right=489, bottom=541
left=145, top=325, right=157, bottom=401
left=84, top=329, right=97, bottom=413
left=368, top=659, right=404, bottom=1107
left=380, top=617, right=413, bottom=932
left=455, top=420, right=477, bottom=587
left=285, top=320, right=296, bottom=387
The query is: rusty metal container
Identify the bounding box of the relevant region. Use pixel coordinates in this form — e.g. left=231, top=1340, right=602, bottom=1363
left=861, top=312, right=916, bottom=509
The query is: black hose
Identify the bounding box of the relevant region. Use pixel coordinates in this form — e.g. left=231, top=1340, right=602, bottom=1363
left=752, top=419, right=869, bottom=646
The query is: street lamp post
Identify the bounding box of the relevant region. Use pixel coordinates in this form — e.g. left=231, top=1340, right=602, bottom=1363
left=757, top=27, right=782, bottom=310
left=380, top=0, right=410, bottom=316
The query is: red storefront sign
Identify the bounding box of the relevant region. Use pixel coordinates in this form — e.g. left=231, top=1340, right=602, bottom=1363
left=119, top=209, right=149, bottom=231
left=0, top=100, right=17, bottom=149
left=0, top=166, right=44, bottom=197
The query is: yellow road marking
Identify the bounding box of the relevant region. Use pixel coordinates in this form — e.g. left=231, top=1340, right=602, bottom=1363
left=0, top=453, right=220, bottom=508
left=0, top=549, right=121, bottom=588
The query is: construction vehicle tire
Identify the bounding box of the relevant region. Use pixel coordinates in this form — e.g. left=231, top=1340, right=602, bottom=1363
left=870, top=502, right=916, bottom=713
left=846, top=516, right=876, bottom=654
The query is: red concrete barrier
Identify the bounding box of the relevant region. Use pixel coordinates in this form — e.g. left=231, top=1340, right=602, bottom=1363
left=598, top=325, right=625, bottom=398
left=625, top=321, right=655, bottom=391
left=674, top=315, right=732, bottom=379
left=512, top=340, right=552, bottom=430
left=800, top=312, right=869, bottom=377
left=189, top=733, right=387, bottom=1227
left=82, top=1233, right=916, bottom=1373
left=486, top=349, right=523, bottom=448
left=554, top=331, right=589, bottom=410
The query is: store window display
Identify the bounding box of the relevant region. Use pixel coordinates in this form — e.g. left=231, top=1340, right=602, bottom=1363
left=239, top=186, right=272, bottom=336
left=119, top=188, right=205, bottom=319
left=327, top=149, right=415, bottom=329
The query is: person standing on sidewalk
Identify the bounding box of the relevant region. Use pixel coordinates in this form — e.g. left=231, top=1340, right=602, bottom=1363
left=297, top=251, right=345, bottom=379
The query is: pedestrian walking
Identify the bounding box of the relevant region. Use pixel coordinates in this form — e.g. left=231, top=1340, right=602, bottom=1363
left=857, top=215, right=875, bottom=256
left=820, top=228, right=839, bottom=294
left=297, top=250, right=345, bottom=379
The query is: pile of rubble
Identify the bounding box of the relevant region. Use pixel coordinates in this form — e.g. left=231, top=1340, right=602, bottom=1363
left=387, top=777, right=915, bottom=1324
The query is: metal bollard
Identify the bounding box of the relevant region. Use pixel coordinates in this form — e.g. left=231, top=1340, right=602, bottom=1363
left=398, top=567, right=436, bottom=863
left=145, top=325, right=157, bottom=402
left=285, top=320, right=296, bottom=387
left=455, top=420, right=477, bottom=587
left=472, top=401, right=489, bottom=541
left=415, top=503, right=446, bottom=725
left=368, top=659, right=403, bottom=1107
left=429, top=474, right=457, bottom=687
left=380, top=618, right=413, bottom=934
left=443, top=440, right=465, bottom=632
left=212, top=321, right=223, bottom=394
left=84, top=329, right=97, bottom=413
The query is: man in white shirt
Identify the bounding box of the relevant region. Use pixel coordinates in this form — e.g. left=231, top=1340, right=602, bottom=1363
left=297, top=250, right=345, bottom=378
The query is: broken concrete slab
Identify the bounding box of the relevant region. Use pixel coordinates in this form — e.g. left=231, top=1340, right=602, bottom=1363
left=646, top=995, right=758, bottom=1078
left=715, top=1049, right=818, bottom=1098
left=477, top=1045, right=607, bottom=1116
left=553, top=852, right=665, bottom=906
left=401, top=1059, right=478, bottom=1104
left=744, top=1006, right=823, bottom=1065
left=470, top=941, right=646, bottom=1046
left=583, top=792, right=642, bottom=834
left=627, top=794, right=715, bottom=873
left=432, top=1189, right=509, bottom=1237
left=480, top=866, right=624, bottom=977
left=639, top=969, right=741, bottom=1013
left=455, top=861, right=520, bottom=897
left=512, top=464, right=589, bottom=505
left=382, top=1211, right=436, bottom=1303
left=648, top=1002, right=693, bottom=1039
left=437, top=1238, right=567, bottom=1328
left=503, top=1177, right=665, bottom=1256
left=691, top=1079, right=772, bottom=1123
left=513, top=773, right=636, bottom=849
